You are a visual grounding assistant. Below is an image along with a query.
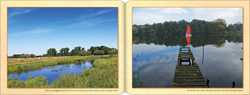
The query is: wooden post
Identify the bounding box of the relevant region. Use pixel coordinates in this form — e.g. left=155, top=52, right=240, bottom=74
left=206, top=79, right=210, bottom=87
left=232, top=81, right=235, bottom=88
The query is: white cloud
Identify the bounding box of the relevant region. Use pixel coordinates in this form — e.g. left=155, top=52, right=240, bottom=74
left=59, top=9, right=114, bottom=24
left=8, top=8, right=37, bottom=18
left=9, top=29, right=51, bottom=36
left=62, top=19, right=116, bottom=29
left=80, top=9, right=112, bottom=18
left=97, top=19, right=117, bottom=23
left=133, top=8, right=242, bottom=25
left=191, top=8, right=242, bottom=25
left=133, top=43, right=166, bottom=54
left=133, top=12, right=168, bottom=25
left=159, top=8, right=188, bottom=13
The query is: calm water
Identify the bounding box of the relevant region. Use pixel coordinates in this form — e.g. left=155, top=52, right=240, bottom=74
left=7, top=58, right=102, bottom=85
left=133, top=33, right=242, bottom=87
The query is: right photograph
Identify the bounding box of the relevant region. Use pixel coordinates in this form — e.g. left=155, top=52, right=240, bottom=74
left=132, top=8, right=243, bottom=88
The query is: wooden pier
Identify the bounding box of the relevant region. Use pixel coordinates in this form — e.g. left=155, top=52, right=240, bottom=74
left=172, top=47, right=208, bottom=87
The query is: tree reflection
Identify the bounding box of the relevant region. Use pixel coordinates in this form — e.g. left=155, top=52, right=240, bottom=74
left=133, top=33, right=242, bottom=48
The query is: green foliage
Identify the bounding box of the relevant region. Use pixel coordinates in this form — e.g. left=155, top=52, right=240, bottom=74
left=25, top=76, right=48, bottom=87
left=108, top=49, right=117, bottom=57
left=133, top=72, right=143, bottom=87
left=13, top=54, right=22, bottom=58
left=133, top=19, right=242, bottom=36
left=98, top=46, right=111, bottom=54
left=93, top=50, right=104, bottom=55
left=8, top=57, right=118, bottom=88
left=171, top=82, right=179, bottom=87
left=80, top=50, right=92, bottom=56
left=8, top=77, right=48, bottom=88
left=214, top=18, right=227, bottom=26
left=30, top=54, right=35, bottom=58
left=22, top=54, right=29, bottom=59
left=60, top=47, right=69, bottom=56
left=49, top=58, right=118, bottom=87
left=234, top=22, right=243, bottom=31
left=47, top=48, right=57, bottom=56
left=74, top=46, right=81, bottom=51
left=88, top=46, right=99, bottom=54
left=175, top=69, right=179, bottom=73
left=7, top=78, right=26, bottom=87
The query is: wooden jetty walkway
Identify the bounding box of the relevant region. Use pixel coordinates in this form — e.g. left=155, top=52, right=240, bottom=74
left=172, top=47, right=208, bottom=87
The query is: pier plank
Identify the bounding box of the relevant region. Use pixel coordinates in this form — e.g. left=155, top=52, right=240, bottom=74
left=172, top=47, right=208, bottom=87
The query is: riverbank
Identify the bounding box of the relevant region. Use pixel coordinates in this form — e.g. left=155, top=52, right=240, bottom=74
left=7, top=57, right=118, bottom=88
left=7, top=55, right=116, bottom=73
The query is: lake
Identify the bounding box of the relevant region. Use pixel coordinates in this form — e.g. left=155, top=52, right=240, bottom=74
left=7, top=58, right=103, bottom=85
left=132, top=33, right=242, bottom=87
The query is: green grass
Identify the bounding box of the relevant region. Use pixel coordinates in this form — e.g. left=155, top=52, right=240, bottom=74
left=171, top=82, right=179, bottom=88
left=133, top=72, right=143, bottom=88
left=175, top=69, right=179, bottom=73
left=8, top=76, right=49, bottom=88
left=7, top=58, right=118, bottom=88
left=7, top=55, right=113, bottom=73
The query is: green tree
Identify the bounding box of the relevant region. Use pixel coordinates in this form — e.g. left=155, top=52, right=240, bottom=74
left=13, top=54, right=22, bottom=58
left=47, top=48, right=57, bottom=56
left=99, top=46, right=111, bottom=54
left=214, top=18, right=227, bottom=26
left=94, top=50, right=104, bottom=55
left=22, top=54, right=29, bottom=59
left=227, top=24, right=237, bottom=32
left=30, top=54, right=35, bottom=58
left=60, top=48, right=69, bottom=56
left=133, top=26, right=139, bottom=34
left=88, top=46, right=99, bottom=54
left=56, top=53, right=61, bottom=56
left=234, top=22, right=243, bottom=31
left=108, top=49, right=117, bottom=57
left=74, top=46, right=81, bottom=51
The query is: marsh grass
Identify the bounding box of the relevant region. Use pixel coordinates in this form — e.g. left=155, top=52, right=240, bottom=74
left=8, top=57, right=118, bottom=88
left=50, top=58, right=118, bottom=87
left=171, top=82, right=179, bottom=87
left=8, top=76, right=48, bottom=88
left=7, top=55, right=113, bottom=72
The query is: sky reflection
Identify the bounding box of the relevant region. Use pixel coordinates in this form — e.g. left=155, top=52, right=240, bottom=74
left=133, top=41, right=242, bottom=87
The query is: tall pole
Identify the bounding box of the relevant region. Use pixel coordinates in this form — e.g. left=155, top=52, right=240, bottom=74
left=202, top=46, right=204, bottom=63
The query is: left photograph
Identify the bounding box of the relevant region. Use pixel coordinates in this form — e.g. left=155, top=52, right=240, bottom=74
left=7, top=7, right=118, bottom=88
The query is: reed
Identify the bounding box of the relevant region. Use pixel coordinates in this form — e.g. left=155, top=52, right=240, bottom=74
left=8, top=57, right=118, bottom=88
left=7, top=55, right=113, bottom=73
left=50, top=58, right=118, bottom=87
left=8, top=76, right=49, bottom=88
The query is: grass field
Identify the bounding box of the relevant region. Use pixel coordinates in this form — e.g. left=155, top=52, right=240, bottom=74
left=7, top=57, right=118, bottom=88
left=7, top=55, right=115, bottom=72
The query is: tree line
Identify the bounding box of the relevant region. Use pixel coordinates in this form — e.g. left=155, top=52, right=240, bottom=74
left=133, top=18, right=243, bottom=37
left=9, top=46, right=118, bottom=58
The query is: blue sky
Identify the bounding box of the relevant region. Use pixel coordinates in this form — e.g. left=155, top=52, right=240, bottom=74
left=133, top=8, right=242, bottom=25
left=8, top=8, right=118, bottom=56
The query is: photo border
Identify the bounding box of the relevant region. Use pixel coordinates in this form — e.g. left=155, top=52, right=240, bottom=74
left=1, top=0, right=125, bottom=94
left=126, top=0, right=249, bottom=94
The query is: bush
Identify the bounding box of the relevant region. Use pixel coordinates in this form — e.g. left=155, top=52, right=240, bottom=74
left=93, top=50, right=104, bottom=55
left=30, top=54, right=35, bottom=58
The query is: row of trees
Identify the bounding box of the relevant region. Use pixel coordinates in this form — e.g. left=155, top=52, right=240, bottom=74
left=10, top=54, right=36, bottom=58
left=133, top=18, right=243, bottom=37
left=46, top=46, right=117, bottom=57
left=9, top=46, right=117, bottom=58
left=133, top=32, right=242, bottom=48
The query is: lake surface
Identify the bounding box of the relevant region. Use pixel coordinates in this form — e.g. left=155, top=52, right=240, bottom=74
left=133, top=33, right=242, bottom=87
left=7, top=58, right=102, bottom=85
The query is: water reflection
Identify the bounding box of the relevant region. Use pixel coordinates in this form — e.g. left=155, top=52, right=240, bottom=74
left=133, top=33, right=242, bottom=87
left=8, top=59, right=95, bottom=85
